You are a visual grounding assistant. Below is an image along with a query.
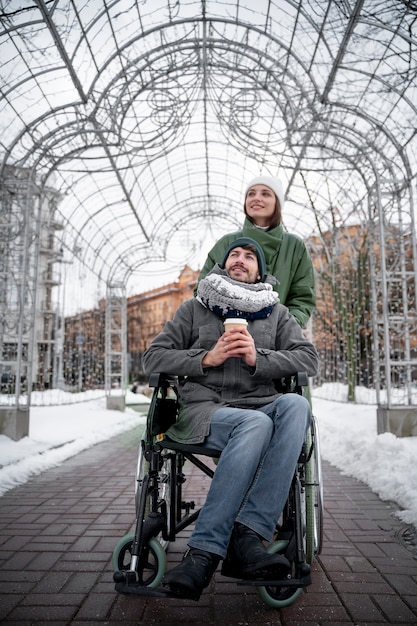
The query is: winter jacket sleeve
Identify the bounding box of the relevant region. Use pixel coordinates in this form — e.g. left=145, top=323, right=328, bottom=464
left=278, top=236, right=315, bottom=328
left=253, top=305, right=319, bottom=380
left=142, top=301, right=207, bottom=378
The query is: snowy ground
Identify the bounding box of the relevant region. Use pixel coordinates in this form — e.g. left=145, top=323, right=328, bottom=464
left=0, top=389, right=148, bottom=497
left=1, top=385, right=417, bottom=529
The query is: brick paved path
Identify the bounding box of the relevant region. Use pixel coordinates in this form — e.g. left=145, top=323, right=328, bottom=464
left=1, top=424, right=417, bottom=625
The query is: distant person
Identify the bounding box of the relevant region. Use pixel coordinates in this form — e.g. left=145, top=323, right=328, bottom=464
left=197, top=176, right=315, bottom=327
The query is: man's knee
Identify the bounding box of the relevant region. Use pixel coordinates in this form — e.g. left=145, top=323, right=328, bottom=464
left=243, top=410, right=273, bottom=436
left=279, top=392, right=310, bottom=412
left=216, top=408, right=273, bottom=436
left=275, top=393, right=311, bottom=429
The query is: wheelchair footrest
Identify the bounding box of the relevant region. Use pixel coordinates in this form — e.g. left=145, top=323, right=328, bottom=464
left=114, top=570, right=178, bottom=597
left=115, top=581, right=182, bottom=597
left=114, top=570, right=312, bottom=598
left=236, top=567, right=312, bottom=589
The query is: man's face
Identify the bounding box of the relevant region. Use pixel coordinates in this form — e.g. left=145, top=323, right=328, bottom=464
left=225, top=246, right=260, bottom=283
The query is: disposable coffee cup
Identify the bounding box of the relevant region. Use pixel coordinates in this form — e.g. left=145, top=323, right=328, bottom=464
left=223, top=318, right=248, bottom=332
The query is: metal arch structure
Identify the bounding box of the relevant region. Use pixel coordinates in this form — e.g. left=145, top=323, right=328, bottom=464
left=0, top=0, right=416, bottom=435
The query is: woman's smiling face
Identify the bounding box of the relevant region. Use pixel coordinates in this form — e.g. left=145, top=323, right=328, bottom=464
left=245, top=184, right=277, bottom=227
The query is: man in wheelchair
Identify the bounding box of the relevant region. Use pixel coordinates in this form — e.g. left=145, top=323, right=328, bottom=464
left=143, top=237, right=319, bottom=601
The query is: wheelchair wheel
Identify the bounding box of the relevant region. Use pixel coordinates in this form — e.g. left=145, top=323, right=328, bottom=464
left=305, top=416, right=324, bottom=563
left=112, top=533, right=166, bottom=588
left=257, top=540, right=303, bottom=608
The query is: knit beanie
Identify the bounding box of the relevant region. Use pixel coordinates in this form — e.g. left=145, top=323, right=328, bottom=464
left=245, top=176, right=285, bottom=210
left=220, top=237, right=267, bottom=282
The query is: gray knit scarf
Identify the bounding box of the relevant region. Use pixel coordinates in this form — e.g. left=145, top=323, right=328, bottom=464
left=197, top=265, right=279, bottom=320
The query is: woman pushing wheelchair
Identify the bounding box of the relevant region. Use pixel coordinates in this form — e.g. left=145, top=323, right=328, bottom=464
left=142, top=237, right=319, bottom=601
left=197, top=175, right=315, bottom=329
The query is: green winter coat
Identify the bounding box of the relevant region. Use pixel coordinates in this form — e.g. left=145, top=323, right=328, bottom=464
left=198, top=219, right=316, bottom=328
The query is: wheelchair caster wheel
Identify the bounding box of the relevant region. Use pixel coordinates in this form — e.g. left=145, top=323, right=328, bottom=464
left=112, top=533, right=166, bottom=588
left=257, top=540, right=303, bottom=608
left=113, top=570, right=126, bottom=583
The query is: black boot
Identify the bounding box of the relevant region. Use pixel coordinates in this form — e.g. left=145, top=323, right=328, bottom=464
left=162, top=548, right=220, bottom=601
left=221, top=522, right=291, bottom=580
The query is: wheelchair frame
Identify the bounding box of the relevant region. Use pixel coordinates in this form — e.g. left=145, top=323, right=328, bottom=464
left=113, top=372, right=323, bottom=608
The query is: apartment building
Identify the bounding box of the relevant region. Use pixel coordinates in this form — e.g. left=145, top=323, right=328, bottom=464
left=62, top=266, right=199, bottom=387
left=127, top=266, right=199, bottom=380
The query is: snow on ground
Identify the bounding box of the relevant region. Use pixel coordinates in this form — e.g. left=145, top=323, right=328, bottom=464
left=313, top=396, right=417, bottom=526
left=0, top=389, right=148, bottom=496
left=1, top=384, right=417, bottom=529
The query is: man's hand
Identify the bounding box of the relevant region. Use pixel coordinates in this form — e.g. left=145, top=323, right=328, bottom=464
left=202, top=329, right=256, bottom=368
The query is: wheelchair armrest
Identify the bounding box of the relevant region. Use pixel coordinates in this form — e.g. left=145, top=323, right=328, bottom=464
left=148, top=372, right=178, bottom=388
left=146, top=373, right=179, bottom=441
left=295, top=372, right=308, bottom=387
left=274, top=372, right=308, bottom=395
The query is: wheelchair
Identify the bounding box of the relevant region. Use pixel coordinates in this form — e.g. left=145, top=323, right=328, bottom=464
left=113, top=371, right=323, bottom=608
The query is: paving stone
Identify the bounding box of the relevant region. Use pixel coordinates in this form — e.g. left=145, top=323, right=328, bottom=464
left=1, top=428, right=417, bottom=624
left=373, top=594, right=417, bottom=623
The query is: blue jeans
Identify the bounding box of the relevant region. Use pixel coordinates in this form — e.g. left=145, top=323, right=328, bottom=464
left=188, top=393, right=311, bottom=558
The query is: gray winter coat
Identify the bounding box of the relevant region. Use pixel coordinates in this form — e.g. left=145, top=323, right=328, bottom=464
left=142, top=298, right=319, bottom=444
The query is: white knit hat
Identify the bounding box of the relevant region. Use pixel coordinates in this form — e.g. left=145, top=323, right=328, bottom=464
left=245, top=176, right=285, bottom=210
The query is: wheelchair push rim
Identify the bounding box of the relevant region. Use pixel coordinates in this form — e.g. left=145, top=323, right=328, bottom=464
left=305, top=415, right=324, bottom=563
